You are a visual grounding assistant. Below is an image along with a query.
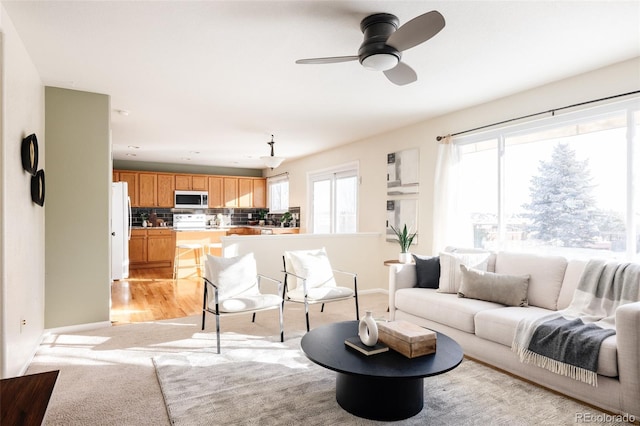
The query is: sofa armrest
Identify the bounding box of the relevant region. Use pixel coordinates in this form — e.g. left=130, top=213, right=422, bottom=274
left=616, top=301, right=640, bottom=417
left=388, top=263, right=416, bottom=320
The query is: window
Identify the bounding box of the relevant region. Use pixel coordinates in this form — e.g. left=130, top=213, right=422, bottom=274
left=455, top=99, right=639, bottom=261
left=267, top=174, right=289, bottom=213
left=308, top=163, right=359, bottom=233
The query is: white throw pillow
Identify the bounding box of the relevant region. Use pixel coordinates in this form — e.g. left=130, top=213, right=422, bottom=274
left=437, top=251, right=491, bottom=294
left=285, top=248, right=337, bottom=290
left=206, top=253, right=258, bottom=301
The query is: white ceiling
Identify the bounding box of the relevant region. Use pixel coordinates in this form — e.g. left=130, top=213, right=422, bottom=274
left=3, top=1, right=639, bottom=169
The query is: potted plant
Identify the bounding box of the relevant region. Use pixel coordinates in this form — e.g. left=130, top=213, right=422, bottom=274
left=390, top=224, right=417, bottom=263
left=257, top=209, right=268, bottom=226
left=281, top=211, right=292, bottom=227
left=140, top=212, right=149, bottom=227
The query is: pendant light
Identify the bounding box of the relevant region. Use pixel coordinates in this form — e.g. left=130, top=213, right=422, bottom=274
left=261, top=134, right=285, bottom=169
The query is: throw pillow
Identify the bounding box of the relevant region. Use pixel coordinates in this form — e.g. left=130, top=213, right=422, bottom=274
left=206, top=253, right=258, bottom=301
left=286, top=248, right=337, bottom=289
left=412, top=254, right=440, bottom=289
left=437, top=251, right=492, bottom=294
left=458, top=265, right=530, bottom=307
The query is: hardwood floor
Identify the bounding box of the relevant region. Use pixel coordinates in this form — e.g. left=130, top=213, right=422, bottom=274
left=111, top=267, right=204, bottom=325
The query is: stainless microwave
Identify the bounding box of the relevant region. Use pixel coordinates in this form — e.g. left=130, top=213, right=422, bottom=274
left=174, top=191, right=208, bottom=209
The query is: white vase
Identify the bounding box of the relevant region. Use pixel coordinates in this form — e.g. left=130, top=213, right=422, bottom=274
left=358, top=311, right=378, bottom=347
left=398, top=252, right=412, bottom=263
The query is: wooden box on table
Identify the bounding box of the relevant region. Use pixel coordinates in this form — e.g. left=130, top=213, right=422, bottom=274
left=377, top=320, right=436, bottom=358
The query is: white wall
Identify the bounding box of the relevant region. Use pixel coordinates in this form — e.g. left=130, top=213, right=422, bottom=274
left=222, top=233, right=382, bottom=291
left=0, top=5, right=45, bottom=378
left=267, top=57, right=640, bottom=279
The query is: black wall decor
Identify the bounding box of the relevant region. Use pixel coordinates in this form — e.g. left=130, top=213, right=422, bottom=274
left=31, top=170, right=45, bottom=206
left=22, top=134, right=45, bottom=206
left=21, top=134, right=38, bottom=175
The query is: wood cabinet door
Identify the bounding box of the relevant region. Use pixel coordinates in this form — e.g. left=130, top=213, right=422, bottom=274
left=112, top=171, right=119, bottom=182
left=208, top=177, right=223, bottom=208
left=252, top=178, right=267, bottom=208
left=175, top=175, right=191, bottom=190
left=223, top=177, right=238, bottom=207
left=157, top=174, right=175, bottom=207
left=191, top=175, right=208, bottom=191
left=147, top=230, right=175, bottom=262
left=129, top=230, right=147, bottom=264
left=119, top=172, right=139, bottom=207
left=238, top=178, right=253, bottom=208
left=138, top=173, right=158, bottom=207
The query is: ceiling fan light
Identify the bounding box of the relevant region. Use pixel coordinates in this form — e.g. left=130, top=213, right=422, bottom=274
left=361, top=53, right=398, bottom=71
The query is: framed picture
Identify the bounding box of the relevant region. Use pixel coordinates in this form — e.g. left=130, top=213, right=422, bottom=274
left=386, top=199, right=418, bottom=243
left=387, top=148, right=419, bottom=195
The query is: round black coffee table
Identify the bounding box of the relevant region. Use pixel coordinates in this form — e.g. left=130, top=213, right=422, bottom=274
left=300, top=321, right=463, bottom=421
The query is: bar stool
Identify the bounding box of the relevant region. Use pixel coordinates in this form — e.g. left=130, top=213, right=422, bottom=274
left=173, top=243, right=204, bottom=281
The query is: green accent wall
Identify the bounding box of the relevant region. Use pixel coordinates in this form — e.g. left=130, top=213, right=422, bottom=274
left=44, top=87, right=111, bottom=328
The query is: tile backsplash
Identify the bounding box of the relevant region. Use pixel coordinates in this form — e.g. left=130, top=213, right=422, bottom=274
left=131, top=207, right=300, bottom=227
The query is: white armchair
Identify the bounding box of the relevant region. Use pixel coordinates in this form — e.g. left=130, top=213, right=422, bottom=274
left=202, top=253, right=284, bottom=353
left=282, top=247, right=359, bottom=331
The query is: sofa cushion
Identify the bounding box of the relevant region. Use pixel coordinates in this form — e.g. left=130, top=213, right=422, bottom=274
left=475, top=307, right=618, bottom=377
left=494, top=252, right=567, bottom=310
left=557, top=259, right=587, bottom=310
left=285, top=248, right=337, bottom=289
left=458, top=265, right=530, bottom=307
left=206, top=253, right=258, bottom=301
left=395, top=287, right=504, bottom=333
left=438, top=251, right=493, bottom=294
left=412, top=254, right=440, bottom=289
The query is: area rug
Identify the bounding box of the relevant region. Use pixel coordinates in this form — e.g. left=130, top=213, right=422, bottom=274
left=153, top=336, right=621, bottom=426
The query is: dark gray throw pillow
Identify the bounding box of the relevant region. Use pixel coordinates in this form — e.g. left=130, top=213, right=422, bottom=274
left=412, top=254, right=440, bottom=289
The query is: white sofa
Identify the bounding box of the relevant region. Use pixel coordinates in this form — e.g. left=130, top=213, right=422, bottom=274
left=388, top=251, right=640, bottom=418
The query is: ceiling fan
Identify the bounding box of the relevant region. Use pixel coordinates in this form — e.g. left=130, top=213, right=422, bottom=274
left=296, top=10, right=445, bottom=86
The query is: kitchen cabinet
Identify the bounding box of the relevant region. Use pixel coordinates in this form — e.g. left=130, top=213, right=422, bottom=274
left=129, top=229, right=148, bottom=266
left=147, top=229, right=175, bottom=264
left=174, top=175, right=191, bottom=190
left=130, top=228, right=175, bottom=268
left=208, top=177, right=223, bottom=208
left=176, top=174, right=208, bottom=191
left=238, top=178, right=253, bottom=208
left=253, top=179, right=266, bottom=208
left=157, top=173, right=175, bottom=207
left=192, top=175, right=208, bottom=191
left=112, top=171, right=119, bottom=182
left=115, top=169, right=266, bottom=209
left=138, top=173, right=158, bottom=207
left=118, top=172, right=139, bottom=207
left=223, top=177, right=266, bottom=208
left=223, top=177, right=239, bottom=207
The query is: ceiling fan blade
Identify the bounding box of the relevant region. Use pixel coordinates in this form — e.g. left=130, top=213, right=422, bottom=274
left=383, top=62, right=417, bottom=86
left=295, top=56, right=359, bottom=64
left=386, top=10, right=445, bottom=52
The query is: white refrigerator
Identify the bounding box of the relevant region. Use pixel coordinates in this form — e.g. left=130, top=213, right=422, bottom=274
left=111, top=182, right=131, bottom=280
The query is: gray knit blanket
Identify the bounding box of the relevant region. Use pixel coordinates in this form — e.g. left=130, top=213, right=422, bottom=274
left=512, top=259, right=640, bottom=386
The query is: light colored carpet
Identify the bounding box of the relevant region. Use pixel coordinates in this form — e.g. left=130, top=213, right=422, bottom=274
left=153, top=336, right=622, bottom=426
left=25, top=293, right=624, bottom=425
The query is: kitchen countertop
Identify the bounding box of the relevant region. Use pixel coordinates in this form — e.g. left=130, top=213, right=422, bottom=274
left=132, top=225, right=299, bottom=231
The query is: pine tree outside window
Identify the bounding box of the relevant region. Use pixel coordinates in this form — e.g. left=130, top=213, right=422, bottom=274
left=454, top=98, right=639, bottom=261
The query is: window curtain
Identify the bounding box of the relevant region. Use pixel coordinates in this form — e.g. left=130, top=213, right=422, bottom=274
left=432, top=135, right=462, bottom=253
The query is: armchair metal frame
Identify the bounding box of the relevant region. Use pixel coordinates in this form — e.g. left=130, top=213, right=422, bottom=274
left=282, top=255, right=359, bottom=331
left=202, top=274, right=284, bottom=354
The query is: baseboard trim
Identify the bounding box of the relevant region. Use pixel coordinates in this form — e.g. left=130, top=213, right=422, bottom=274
left=44, top=321, right=112, bottom=336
